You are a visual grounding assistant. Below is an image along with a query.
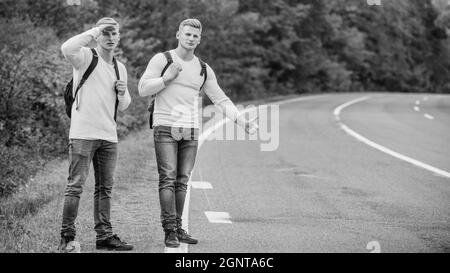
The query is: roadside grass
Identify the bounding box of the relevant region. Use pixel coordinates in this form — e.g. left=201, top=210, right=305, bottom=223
left=0, top=158, right=67, bottom=252
left=0, top=129, right=161, bottom=252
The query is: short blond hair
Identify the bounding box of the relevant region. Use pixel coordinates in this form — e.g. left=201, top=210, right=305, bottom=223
left=96, top=17, right=119, bottom=29
left=179, top=18, right=202, bottom=32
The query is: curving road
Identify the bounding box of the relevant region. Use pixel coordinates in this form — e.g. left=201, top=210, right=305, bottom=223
left=186, top=93, right=450, bottom=253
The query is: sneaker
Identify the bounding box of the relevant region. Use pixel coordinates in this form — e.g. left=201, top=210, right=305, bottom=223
left=164, top=229, right=180, bottom=248
left=177, top=228, right=198, bottom=244
left=58, top=236, right=80, bottom=253
left=96, top=234, right=134, bottom=251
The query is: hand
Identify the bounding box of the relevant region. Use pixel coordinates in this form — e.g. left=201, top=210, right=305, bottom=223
left=98, top=22, right=118, bottom=33
left=115, top=80, right=127, bottom=96
left=162, top=62, right=182, bottom=85
left=245, top=116, right=259, bottom=135
left=92, top=23, right=117, bottom=46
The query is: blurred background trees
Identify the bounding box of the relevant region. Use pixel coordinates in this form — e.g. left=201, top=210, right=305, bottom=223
left=1, top=0, right=450, bottom=196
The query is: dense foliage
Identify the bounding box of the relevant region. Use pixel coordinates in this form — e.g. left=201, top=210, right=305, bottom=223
left=1, top=0, right=449, bottom=196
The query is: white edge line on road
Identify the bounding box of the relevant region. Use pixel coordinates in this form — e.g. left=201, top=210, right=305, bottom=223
left=335, top=97, right=450, bottom=179
left=333, top=96, right=371, bottom=117
left=166, top=94, right=325, bottom=253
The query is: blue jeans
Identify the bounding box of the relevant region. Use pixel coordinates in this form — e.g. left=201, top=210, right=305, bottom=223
left=153, top=126, right=198, bottom=231
left=61, top=139, right=117, bottom=241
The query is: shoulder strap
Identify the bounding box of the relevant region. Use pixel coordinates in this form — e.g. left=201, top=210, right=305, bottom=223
left=74, top=48, right=98, bottom=96
left=112, top=57, right=120, bottom=122
left=112, top=57, right=120, bottom=80
left=148, top=51, right=173, bottom=128
left=73, top=48, right=98, bottom=111
left=161, top=51, right=173, bottom=77
left=199, top=58, right=207, bottom=91
left=151, top=51, right=173, bottom=101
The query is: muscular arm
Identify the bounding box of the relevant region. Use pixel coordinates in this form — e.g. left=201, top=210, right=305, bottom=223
left=138, top=53, right=167, bottom=97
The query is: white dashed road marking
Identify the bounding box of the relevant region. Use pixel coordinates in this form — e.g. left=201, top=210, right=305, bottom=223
left=191, top=181, right=213, bottom=189
left=414, top=106, right=420, bottom=112
left=204, top=212, right=232, bottom=224
left=424, top=114, right=434, bottom=120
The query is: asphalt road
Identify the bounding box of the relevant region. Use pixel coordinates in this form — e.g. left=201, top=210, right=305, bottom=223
left=186, top=93, right=450, bottom=253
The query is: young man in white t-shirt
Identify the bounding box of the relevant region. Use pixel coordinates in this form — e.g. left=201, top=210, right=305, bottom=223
left=59, top=17, right=133, bottom=252
left=139, top=18, right=258, bottom=248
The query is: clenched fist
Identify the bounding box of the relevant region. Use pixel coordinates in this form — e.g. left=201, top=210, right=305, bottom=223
left=162, top=62, right=182, bottom=85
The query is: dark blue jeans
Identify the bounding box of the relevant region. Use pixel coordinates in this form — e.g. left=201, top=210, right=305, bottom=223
left=61, top=139, right=117, bottom=241
left=153, top=126, right=198, bottom=231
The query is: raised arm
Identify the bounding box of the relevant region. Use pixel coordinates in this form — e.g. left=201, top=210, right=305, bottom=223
left=61, top=27, right=101, bottom=70
left=61, top=23, right=117, bottom=69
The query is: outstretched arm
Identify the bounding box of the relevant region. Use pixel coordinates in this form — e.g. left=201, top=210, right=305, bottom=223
left=203, top=65, right=258, bottom=134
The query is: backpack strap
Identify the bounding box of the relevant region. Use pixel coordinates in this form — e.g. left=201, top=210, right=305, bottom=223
left=112, top=57, right=120, bottom=122
left=148, top=51, right=173, bottom=129
left=160, top=51, right=206, bottom=90
left=74, top=48, right=98, bottom=110
left=150, top=51, right=172, bottom=101
left=161, top=51, right=173, bottom=77
left=199, top=58, right=207, bottom=91
left=148, top=52, right=173, bottom=103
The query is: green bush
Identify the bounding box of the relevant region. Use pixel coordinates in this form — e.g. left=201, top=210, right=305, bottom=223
left=0, top=18, right=70, bottom=197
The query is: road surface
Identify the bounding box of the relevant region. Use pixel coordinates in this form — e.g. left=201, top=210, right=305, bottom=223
left=185, top=93, right=450, bottom=253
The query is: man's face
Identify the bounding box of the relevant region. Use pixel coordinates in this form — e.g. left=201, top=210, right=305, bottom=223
left=97, top=25, right=120, bottom=51
left=177, top=26, right=201, bottom=51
